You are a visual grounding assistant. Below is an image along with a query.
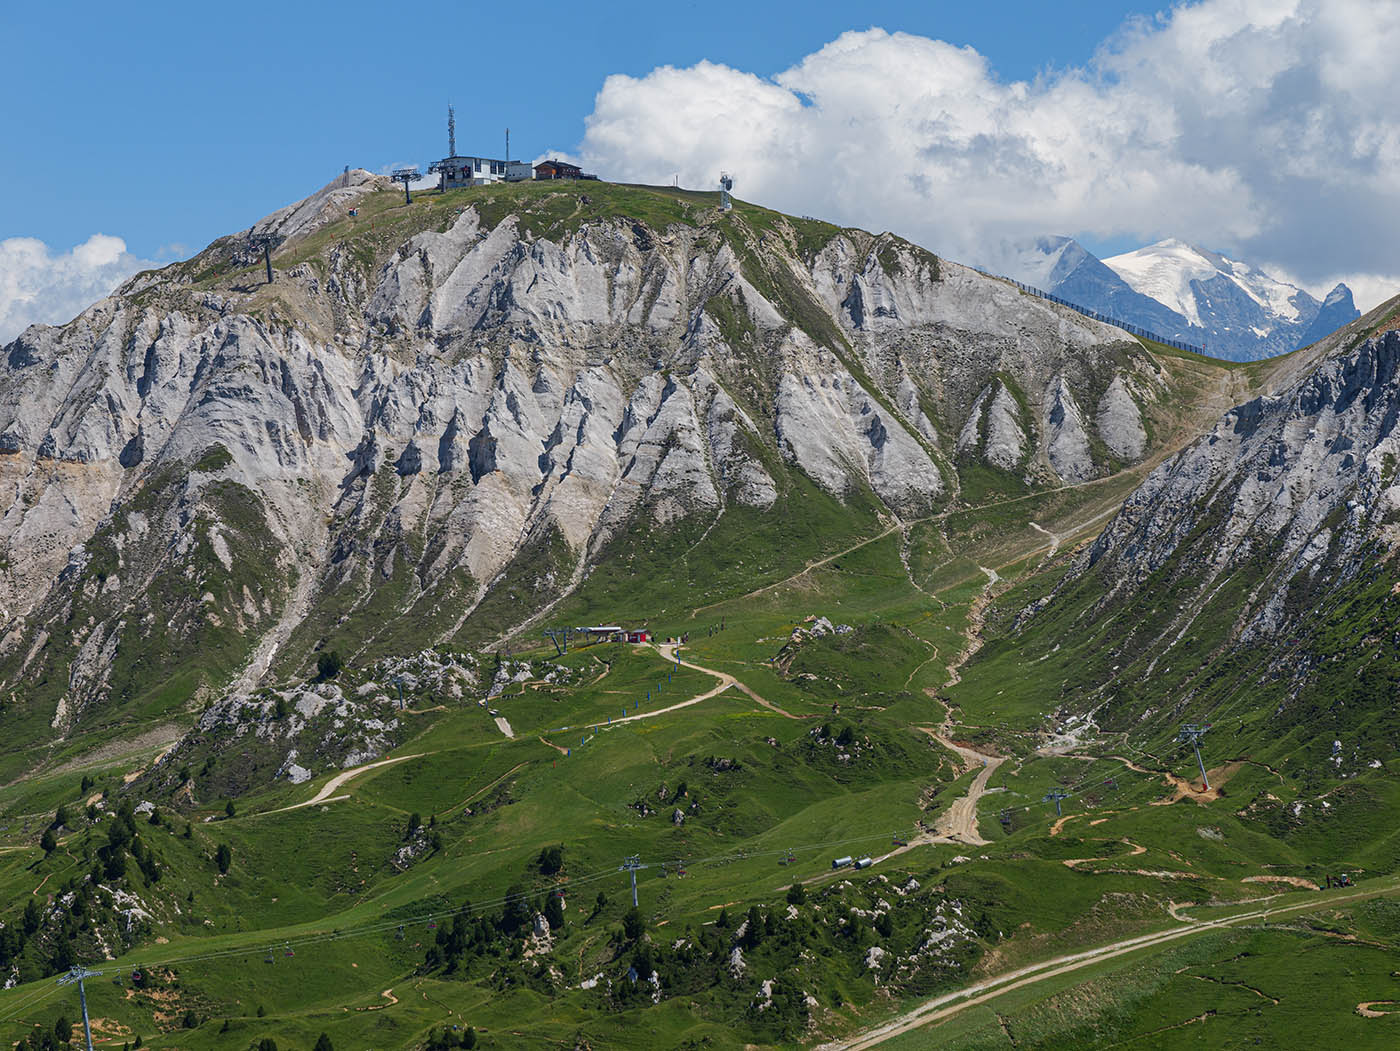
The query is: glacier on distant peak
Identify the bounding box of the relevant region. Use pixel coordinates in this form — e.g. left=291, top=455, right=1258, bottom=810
left=1103, top=239, right=1304, bottom=330
left=993, top=235, right=1359, bottom=362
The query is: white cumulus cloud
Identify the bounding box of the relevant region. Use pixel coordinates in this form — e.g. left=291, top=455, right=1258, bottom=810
left=0, top=234, right=157, bottom=344
left=576, top=1, right=1400, bottom=309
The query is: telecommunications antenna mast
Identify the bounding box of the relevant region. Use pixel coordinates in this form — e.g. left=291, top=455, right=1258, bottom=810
left=719, top=172, right=734, bottom=212
left=448, top=103, right=457, bottom=157
left=392, top=167, right=421, bottom=205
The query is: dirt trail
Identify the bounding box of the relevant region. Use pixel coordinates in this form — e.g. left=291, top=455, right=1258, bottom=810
left=357, top=988, right=400, bottom=1012
left=647, top=644, right=798, bottom=720
left=874, top=733, right=1003, bottom=865
left=691, top=523, right=906, bottom=617
left=535, top=645, right=786, bottom=747
left=819, top=882, right=1399, bottom=1049
left=1243, top=874, right=1319, bottom=891
left=943, top=568, right=1001, bottom=689
left=1059, top=839, right=1150, bottom=870
left=1357, top=1001, right=1400, bottom=1018
left=929, top=737, right=1002, bottom=845
left=265, top=753, right=423, bottom=814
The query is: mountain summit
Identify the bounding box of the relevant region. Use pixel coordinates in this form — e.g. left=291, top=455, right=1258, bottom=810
left=0, top=173, right=1197, bottom=756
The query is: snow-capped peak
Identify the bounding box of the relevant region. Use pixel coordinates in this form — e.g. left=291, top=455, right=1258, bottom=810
left=1103, top=239, right=1305, bottom=329
left=993, top=235, right=1079, bottom=291
left=1103, top=241, right=1220, bottom=327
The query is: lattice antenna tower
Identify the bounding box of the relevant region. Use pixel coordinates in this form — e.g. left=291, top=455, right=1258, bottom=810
left=392, top=168, right=421, bottom=205
left=719, top=172, right=734, bottom=212
left=448, top=103, right=457, bottom=157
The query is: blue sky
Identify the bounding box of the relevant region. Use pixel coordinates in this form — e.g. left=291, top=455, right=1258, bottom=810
left=1, top=0, right=1160, bottom=259
left=3, top=0, right=1400, bottom=340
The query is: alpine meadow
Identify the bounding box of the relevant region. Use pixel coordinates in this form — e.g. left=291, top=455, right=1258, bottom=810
left=3, top=79, right=1400, bottom=1051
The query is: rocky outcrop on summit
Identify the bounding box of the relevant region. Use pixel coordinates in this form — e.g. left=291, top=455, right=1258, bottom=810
left=0, top=176, right=1173, bottom=742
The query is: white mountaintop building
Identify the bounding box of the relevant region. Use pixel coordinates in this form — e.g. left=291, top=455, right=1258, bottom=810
left=430, top=106, right=531, bottom=188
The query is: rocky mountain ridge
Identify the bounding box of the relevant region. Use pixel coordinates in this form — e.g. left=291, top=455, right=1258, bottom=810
left=999, top=295, right=1400, bottom=750
left=0, top=173, right=1187, bottom=758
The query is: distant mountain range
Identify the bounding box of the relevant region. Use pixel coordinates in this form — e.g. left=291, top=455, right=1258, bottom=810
left=999, top=236, right=1359, bottom=361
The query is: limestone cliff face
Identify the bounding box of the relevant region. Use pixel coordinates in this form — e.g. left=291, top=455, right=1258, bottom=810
left=1042, top=311, right=1400, bottom=665
left=0, top=174, right=1166, bottom=739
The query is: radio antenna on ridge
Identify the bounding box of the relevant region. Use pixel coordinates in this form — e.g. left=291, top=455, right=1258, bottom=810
left=448, top=103, right=456, bottom=157
left=718, top=172, right=734, bottom=212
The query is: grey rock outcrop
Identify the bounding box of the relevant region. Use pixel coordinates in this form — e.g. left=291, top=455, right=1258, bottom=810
left=1044, top=377, right=1094, bottom=482
left=958, top=382, right=1028, bottom=471
left=1096, top=375, right=1147, bottom=462
left=1049, top=313, right=1399, bottom=655
left=0, top=176, right=1170, bottom=742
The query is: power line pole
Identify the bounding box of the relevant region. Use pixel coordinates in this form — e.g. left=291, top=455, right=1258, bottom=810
left=392, top=167, right=420, bottom=205
left=1178, top=724, right=1212, bottom=790
left=248, top=233, right=279, bottom=284
left=1043, top=790, right=1070, bottom=817
left=620, top=854, right=648, bottom=908
left=57, top=965, right=102, bottom=1051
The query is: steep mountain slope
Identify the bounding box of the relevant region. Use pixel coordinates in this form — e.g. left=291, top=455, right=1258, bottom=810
left=0, top=173, right=1211, bottom=767
left=970, top=295, right=1400, bottom=770
left=1, top=178, right=1396, bottom=1051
